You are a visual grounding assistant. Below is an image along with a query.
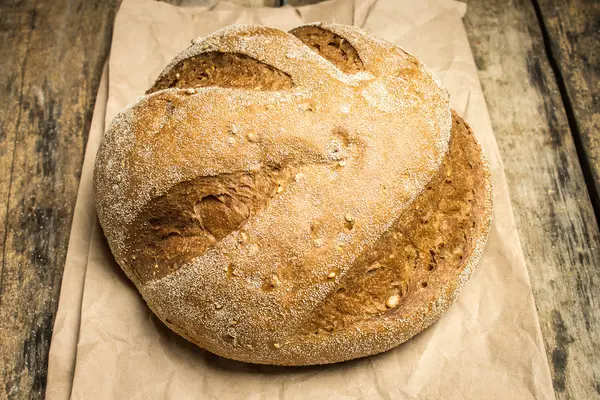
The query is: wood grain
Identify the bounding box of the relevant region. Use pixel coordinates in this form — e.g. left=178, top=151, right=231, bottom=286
left=535, top=0, right=600, bottom=215
left=0, top=0, right=119, bottom=398
left=463, top=0, right=600, bottom=398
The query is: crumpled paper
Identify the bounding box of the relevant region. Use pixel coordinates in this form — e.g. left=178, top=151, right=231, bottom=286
left=46, top=0, right=555, bottom=398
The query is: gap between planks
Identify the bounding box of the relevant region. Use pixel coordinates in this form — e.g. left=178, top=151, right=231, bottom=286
left=530, top=0, right=600, bottom=227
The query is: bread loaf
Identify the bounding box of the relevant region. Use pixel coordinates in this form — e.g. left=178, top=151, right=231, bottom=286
left=94, top=23, right=492, bottom=365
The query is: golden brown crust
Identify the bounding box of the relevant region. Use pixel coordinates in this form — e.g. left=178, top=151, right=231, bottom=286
left=93, top=23, right=492, bottom=365
left=289, top=26, right=365, bottom=73
left=148, top=52, right=295, bottom=94
left=305, top=111, right=489, bottom=337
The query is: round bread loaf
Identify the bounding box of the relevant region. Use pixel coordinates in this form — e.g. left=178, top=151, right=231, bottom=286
left=94, top=23, right=493, bottom=365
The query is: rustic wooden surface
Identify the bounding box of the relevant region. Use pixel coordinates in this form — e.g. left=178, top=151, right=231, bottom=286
left=0, top=0, right=119, bottom=398
left=0, top=0, right=598, bottom=399
left=535, top=0, right=600, bottom=215
left=461, top=0, right=600, bottom=398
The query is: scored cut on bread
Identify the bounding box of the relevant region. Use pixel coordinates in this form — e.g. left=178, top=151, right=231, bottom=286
left=94, top=23, right=492, bottom=365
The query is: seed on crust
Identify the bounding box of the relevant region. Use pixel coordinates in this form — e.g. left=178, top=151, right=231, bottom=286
left=386, top=295, right=400, bottom=308
left=247, top=132, right=258, bottom=142
left=269, top=274, right=281, bottom=287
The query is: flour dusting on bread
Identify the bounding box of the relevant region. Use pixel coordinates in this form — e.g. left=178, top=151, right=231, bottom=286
left=93, top=23, right=491, bottom=365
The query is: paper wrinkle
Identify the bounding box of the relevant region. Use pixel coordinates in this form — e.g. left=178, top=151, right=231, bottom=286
left=365, top=358, right=393, bottom=400
left=294, top=0, right=355, bottom=25
left=46, top=0, right=556, bottom=399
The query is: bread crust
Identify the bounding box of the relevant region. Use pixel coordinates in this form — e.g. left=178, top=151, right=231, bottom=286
left=94, top=23, right=492, bottom=365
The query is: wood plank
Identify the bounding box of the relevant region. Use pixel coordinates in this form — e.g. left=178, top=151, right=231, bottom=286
left=463, top=0, right=600, bottom=398
left=0, top=1, right=120, bottom=398
left=0, top=2, right=32, bottom=299
left=534, top=0, right=600, bottom=216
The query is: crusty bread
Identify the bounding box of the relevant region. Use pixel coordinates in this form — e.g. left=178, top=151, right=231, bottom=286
left=94, top=23, right=492, bottom=365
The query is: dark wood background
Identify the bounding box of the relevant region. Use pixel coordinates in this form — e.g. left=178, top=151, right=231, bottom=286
left=0, top=0, right=598, bottom=399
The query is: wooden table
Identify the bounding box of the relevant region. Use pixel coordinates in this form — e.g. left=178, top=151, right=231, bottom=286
left=0, top=0, right=598, bottom=398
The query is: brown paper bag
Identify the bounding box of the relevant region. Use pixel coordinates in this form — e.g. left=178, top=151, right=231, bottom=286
left=47, top=1, right=555, bottom=398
